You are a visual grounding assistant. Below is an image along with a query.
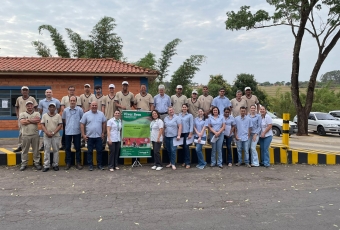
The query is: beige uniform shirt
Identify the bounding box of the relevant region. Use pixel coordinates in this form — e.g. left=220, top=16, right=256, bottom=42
left=187, top=98, right=201, bottom=118
left=89, top=95, right=105, bottom=110
left=198, top=95, right=213, bottom=113
left=15, top=96, right=38, bottom=114
left=114, top=91, right=135, bottom=111
left=102, top=94, right=117, bottom=119
left=230, top=98, right=248, bottom=117
left=171, top=94, right=187, bottom=114
left=134, top=93, right=154, bottom=111
left=19, top=111, right=40, bottom=136
left=41, top=113, right=62, bottom=137
left=80, top=93, right=95, bottom=111
left=241, top=94, right=259, bottom=114
left=60, top=95, right=81, bottom=108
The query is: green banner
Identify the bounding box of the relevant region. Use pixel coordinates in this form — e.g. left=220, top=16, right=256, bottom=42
left=120, top=110, right=152, bottom=158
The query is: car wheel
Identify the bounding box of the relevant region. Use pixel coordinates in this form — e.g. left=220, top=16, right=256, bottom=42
left=317, top=126, right=326, bottom=136
left=272, top=127, right=280, bottom=137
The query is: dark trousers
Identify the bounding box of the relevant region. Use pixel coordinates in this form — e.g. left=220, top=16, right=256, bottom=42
left=87, top=137, right=103, bottom=166
left=152, top=141, right=162, bottom=167
left=61, top=121, right=66, bottom=147
left=224, top=135, right=233, bottom=164
left=181, top=133, right=190, bottom=165
left=65, top=134, right=81, bottom=165
left=108, top=141, right=120, bottom=169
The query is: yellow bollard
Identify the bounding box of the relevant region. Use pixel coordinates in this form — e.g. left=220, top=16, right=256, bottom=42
left=282, top=113, right=290, bottom=148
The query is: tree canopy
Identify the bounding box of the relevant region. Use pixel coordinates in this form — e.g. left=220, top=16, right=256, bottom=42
left=320, top=70, right=340, bottom=84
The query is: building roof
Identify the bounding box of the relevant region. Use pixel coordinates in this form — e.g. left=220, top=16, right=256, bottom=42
left=0, top=57, right=158, bottom=76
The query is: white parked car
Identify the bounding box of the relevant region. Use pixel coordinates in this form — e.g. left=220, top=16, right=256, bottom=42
left=329, top=110, right=340, bottom=120
left=267, top=111, right=297, bottom=136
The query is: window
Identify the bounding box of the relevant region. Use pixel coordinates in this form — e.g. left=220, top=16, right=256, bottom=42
left=0, top=87, right=49, bottom=119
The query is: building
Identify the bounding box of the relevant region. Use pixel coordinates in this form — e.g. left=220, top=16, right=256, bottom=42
left=0, top=57, right=158, bottom=138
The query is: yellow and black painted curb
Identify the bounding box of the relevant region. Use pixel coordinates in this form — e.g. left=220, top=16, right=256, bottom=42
left=1, top=145, right=339, bottom=166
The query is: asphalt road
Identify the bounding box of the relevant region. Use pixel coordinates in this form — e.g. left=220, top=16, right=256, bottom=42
left=0, top=164, right=339, bottom=230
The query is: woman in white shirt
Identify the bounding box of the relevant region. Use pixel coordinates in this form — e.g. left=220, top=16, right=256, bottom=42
left=107, top=110, right=122, bottom=172
left=259, top=106, right=273, bottom=168
left=150, top=110, right=164, bottom=170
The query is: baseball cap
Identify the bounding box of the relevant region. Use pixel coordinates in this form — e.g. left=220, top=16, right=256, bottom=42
left=122, top=81, right=129, bottom=85
left=109, top=84, right=115, bottom=88
left=176, top=85, right=183, bottom=89
left=192, top=90, right=198, bottom=94
left=49, top=103, right=56, bottom=107
left=25, top=101, right=33, bottom=105
left=84, top=84, right=91, bottom=87
left=21, top=86, right=29, bottom=90
left=245, top=87, right=251, bottom=91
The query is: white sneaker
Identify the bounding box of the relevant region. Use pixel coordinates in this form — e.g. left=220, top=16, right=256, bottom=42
left=151, top=166, right=157, bottom=170
left=156, top=167, right=163, bottom=171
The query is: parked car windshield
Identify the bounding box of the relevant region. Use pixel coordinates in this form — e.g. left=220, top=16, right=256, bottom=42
left=330, top=111, right=340, bottom=118
left=266, top=111, right=278, bottom=119
left=315, top=113, right=336, bottom=120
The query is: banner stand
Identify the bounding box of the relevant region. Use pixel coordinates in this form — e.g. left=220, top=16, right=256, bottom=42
left=132, top=158, right=142, bottom=167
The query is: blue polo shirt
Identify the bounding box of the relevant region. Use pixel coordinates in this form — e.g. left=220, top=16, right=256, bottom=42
left=194, top=117, right=208, bottom=137
left=153, top=94, right=171, bottom=114
left=212, top=96, right=231, bottom=115
left=164, top=115, right=182, bottom=137
left=235, top=115, right=253, bottom=141
left=80, top=110, right=107, bottom=138
left=207, top=115, right=224, bottom=132
left=179, top=112, right=193, bottom=133
left=38, top=97, right=61, bottom=115
left=62, top=106, right=84, bottom=135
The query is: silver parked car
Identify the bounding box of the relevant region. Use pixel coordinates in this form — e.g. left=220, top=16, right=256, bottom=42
left=267, top=111, right=297, bottom=136
left=329, top=110, right=340, bottom=120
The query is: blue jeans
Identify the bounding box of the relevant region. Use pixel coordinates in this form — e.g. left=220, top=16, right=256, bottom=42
left=195, top=136, right=207, bottom=167
left=260, top=135, right=272, bottom=167
left=248, top=134, right=259, bottom=166
left=65, top=134, right=81, bottom=165
left=87, top=137, right=103, bottom=166
left=165, top=136, right=177, bottom=165
left=181, top=133, right=190, bottom=165
left=236, top=139, right=250, bottom=164
left=224, top=135, right=233, bottom=164
left=210, top=133, right=224, bottom=166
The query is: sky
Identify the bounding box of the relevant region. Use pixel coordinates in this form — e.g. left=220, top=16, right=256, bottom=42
left=0, top=0, right=339, bottom=85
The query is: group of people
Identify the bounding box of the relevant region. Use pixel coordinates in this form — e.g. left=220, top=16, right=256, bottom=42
left=14, top=82, right=273, bottom=172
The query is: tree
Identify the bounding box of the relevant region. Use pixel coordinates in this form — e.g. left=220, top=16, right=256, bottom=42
left=134, top=52, right=158, bottom=95
left=65, top=28, right=88, bottom=58
left=225, top=1, right=340, bottom=135
left=207, top=74, right=231, bottom=98
left=31, top=41, right=52, bottom=57
left=320, top=70, right=340, bottom=84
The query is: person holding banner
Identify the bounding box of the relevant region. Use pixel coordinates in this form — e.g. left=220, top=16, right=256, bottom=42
left=193, top=108, right=207, bottom=169
left=164, top=106, right=182, bottom=170
left=223, top=108, right=236, bottom=167
left=150, top=110, right=164, bottom=171
left=207, top=106, right=225, bottom=168
left=179, top=104, right=193, bottom=169
left=107, top=110, right=122, bottom=172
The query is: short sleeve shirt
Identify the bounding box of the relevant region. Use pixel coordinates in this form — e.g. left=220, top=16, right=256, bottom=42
left=248, top=114, right=262, bottom=135
left=79, top=94, right=95, bottom=111
left=102, top=94, right=117, bottom=120
left=207, top=115, right=224, bottom=132
left=80, top=111, right=107, bottom=138
left=134, top=93, right=154, bottom=111
left=19, top=111, right=40, bottom=136
left=107, top=117, right=122, bottom=142
left=194, top=117, right=208, bottom=137
left=15, top=96, right=38, bottom=114
left=198, top=95, right=213, bottom=113
left=212, top=96, right=231, bottom=115
left=41, top=113, right=62, bottom=137
left=171, top=95, right=187, bottom=114
left=179, top=112, right=194, bottom=133
left=89, top=95, right=105, bottom=110
left=114, top=91, right=135, bottom=111
left=150, top=118, right=164, bottom=142
left=187, top=98, right=201, bottom=118
left=60, top=95, right=81, bottom=108
left=235, top=115, right=253, bottom=141
left=224, top=115, right=236, bottom=136
left=230, top=98, right=248, bottom=117
left=164, top=115, right=182, bottom=137
left=62, top=106, right=84, bottom=135
left=38, top=98, right=61, bottom=115
left=242, top=94, right=259, bottom=114
left=154, top=94, right=171, bottom=113
left=261, top=114, right=273, bottom=137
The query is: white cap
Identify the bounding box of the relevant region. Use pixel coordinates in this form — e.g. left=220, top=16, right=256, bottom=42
left=245, top=87, right=251, bottom=91
left=109, top=84, right=115, bottom=88
left=176, top=85, right=183, bottom=89
left=21, top=86, right=29, bottom=90
left=49, top=103, right=56, bottom=107
left=25, top=101, right=33, bottom=105
left=84, top=84, right=91, bottom=87
left=192, top=90, right=198, bottom=94
left=122, top=81, right=129, bottom=85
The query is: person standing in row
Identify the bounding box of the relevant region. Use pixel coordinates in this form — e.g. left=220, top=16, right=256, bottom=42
left=164, top=106, right=182, bottom=170
left=223, top=108, right=235, bottom=167
left=150, top=110, right=164, bottom=171
left=194, top=108, right=207, bottom=169
left=230, top=90, right=247, bottom=117
left=171, top=85, right=187, bottom=115
left=80, top=84, right=95, bottom=147
left=14, top=86, right=38, bottom=153
left=198, top=85, right=213, bottom=116
left=259, top=106, right=273, bottom=168
left=115, top=81, right=135, bottom=111
left=60, top=86, right=81, bottom=150
left=242, top=87, right=260, bottom=114
left=153, top=84, right=171, bottom=121
left=212, top=88, right=231, bottom=117
left=248, top=105, right=261, bottom=167
left=107, top=110, right=122, bottom=172
left=207, top=106, right=225, bottom=168
left=102, top=84, right=117, bottom=150
left=80, top=101, right=106, bottom=171
left=179, top=104, right=193, bottom=169
left=234, top=106, right=253, bottom=167
left=41, top=103, right=63, bottom=172
left=19, top=101, right=41, bottom=171
left=62, top=96, right=84, bottom=170
left=187, top=90, right=201, bottom=118
left=134, top=84, right=154, bottom=111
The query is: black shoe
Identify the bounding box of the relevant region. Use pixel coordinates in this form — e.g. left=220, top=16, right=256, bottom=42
left=75, top=163, right=83, bottom=170
left=59, top=146, right=65, bottom=150
left=19, top=166, right=26, bottom=171
left=97, top=165, right=104, bottom=170
left=42, top=167, right=49, bottom=172
left=260, top=163, right=264, bottom=167
left=89, top=165, right=93, bottom=171
left=39, top=146, right=44, bottom=151
left=34, top=165, right=42, bottom=170
left=65, top=164, right=71, bottom=170
left=13, top=147, right=22, bottom=152
left=53, top=166, right=59, bottom=171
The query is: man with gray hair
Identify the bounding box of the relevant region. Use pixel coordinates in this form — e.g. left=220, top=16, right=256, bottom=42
left=230, top=90, right=248, bottom=117
left=153, top=84, right=171, bottom=121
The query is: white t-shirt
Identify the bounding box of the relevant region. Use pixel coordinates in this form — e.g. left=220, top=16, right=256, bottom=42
left=150, top=118, right=164, bottom=142
left=107, top=118, right=122, bottom=142
left=261, top=114, right=273, bottom=137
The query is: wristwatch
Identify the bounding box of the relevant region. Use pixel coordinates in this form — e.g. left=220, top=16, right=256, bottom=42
left=52, top=132, right=55, bottom=135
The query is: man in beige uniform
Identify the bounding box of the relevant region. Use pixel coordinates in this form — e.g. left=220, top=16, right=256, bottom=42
left=187, top=90, right=201, bottom=118
left=102, top=84, right=117, bottom=149
left=134, top=84, right=154, bottom=111
left=115, top=81, right=135, bottom=111
left=198, top=85, right=213, bottom=116
left=80, top=84, right=95, bottom=113
left=171, top=85, right=187, bottom=114
left=230, top=90, right=248, bottom=117
left=242, top=87, right=260, bottom=114
left=14, top=86, right=38, bottom=152
left=19, top=101, right=41, bottom=171
left=89, top=85, right=105, bottom=112
left=41, top=103, right=63, bottom=172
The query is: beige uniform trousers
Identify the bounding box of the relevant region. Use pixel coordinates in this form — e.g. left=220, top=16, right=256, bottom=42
left=43, top=136, right=61, bottom=168
left=21, top=134, right=40, bottom=166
